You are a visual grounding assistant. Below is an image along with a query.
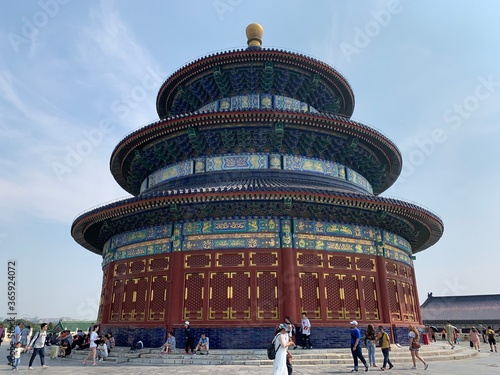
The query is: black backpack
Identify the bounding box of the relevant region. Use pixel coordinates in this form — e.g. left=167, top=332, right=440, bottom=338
left=267, top=335, right=279, bottom=360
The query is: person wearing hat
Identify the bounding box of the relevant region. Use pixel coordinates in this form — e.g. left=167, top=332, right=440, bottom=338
left=350, top=320, right=369, bottom=372
left=184, top=321, right=195, bottom=355
left=273, top=323, right=295, bottom=375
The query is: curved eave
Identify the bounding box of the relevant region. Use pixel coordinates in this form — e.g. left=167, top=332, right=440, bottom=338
left=110, top=110, right=402, bottom=195
left=71, top=190, right=443, bottom=256
left=155, top=48, right=355, bottom=118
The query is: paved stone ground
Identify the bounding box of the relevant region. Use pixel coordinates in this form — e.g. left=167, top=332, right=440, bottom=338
left=2, top=343, right=499, bottom=374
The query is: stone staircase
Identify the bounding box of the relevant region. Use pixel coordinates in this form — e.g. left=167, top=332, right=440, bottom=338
left=65, top=343, right=479, bottom=366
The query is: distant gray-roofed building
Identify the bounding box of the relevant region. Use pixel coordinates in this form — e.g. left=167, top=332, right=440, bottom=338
left=421, top=292, right=500, bottom=331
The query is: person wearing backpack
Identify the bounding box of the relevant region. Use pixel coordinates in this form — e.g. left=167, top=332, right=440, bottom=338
left=376, top=326, right=393, bottom=371
left=272, top=323, right=295, bottom=375
left=26, top=323, right=49, bottom=369
left=486, top=326, right=497, bottom=352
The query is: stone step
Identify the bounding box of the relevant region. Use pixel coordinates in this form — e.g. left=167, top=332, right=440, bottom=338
left=64, top=344, right=479, bottom=366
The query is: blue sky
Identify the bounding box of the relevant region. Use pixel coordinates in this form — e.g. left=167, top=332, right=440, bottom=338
left=1, top=0, right=499, bottom=320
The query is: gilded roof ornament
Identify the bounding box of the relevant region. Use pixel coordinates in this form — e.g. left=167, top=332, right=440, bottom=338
left=246, top=23, right=264, bottom=48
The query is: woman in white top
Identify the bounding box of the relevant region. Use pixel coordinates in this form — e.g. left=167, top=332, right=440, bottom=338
left=273, top=323, right=295, bottom=375
left=408, top=325, right=428, bottom=370
left=82, top=325, right=99, bottom=366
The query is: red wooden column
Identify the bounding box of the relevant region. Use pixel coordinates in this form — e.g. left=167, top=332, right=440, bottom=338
left=100, top=265, right=113, bottom=325
left=166, top=251, right=184, bottom=329
left=411, top=266, right=423, bottom=325
left=375, top=256, right=391, bottom=325
left=280, top=247, right=300, bottom=323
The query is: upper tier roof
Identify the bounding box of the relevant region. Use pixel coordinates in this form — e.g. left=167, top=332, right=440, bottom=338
left=156, top=48, right=355, bottom=118
left=110, top=111, right=402, bottom=196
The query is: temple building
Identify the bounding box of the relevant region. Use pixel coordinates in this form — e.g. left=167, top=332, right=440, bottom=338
left=71, top=24, right=443, bottom=348
left=421, top=293, right=500, bottom=331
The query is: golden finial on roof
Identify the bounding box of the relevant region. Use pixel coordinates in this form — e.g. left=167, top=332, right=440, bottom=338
left=246, top=23, right=264, bottom=48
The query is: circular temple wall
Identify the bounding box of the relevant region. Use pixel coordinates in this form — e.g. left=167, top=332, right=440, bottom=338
left=98, top=217, right=421, bottom=348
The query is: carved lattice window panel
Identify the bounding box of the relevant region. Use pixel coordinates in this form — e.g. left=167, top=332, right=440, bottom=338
left=185, top=254, right=211, bottom=268
left=121, top=277, right=148, bottom=321
left=401, top=282, right=417, bottom=322
left=216, top=253, right=244, bottom=267
left=324, top=273, right=343, bottom=319
left=355, top=258, right=375, bottom=272
left=133, top=277, right=148, bottom=321
left=388, top=279, right=401, bottom=321
left=343, top=274, right=361, bottom=320
left=398, top=265, right=409, bottom=279
left=183, top=273, right=204, bottom=320
left=297, top=253, right=323, bottom=267
left=231, top=272, right=251, bottom=319
left=209, top=272, right=230, bottom=319
left=256, top=271, right=279, bottom=319
left=328, top=255, right=352, bottom=269
left=148, top=257, right=169, bottom=272
left=249, top=252, right=278, bottom=266
left=149, top=275, right=168, bottom=321
left=385, top=262, right=397, bottom=274
left=114, top=262, right=127, bottom=276
left=129, top=260, right=146, bottom=274
left=361, top=275, right=379, bottom=320
left=109, top=279, right=123, bottom=321
left=299, top=272, right=321, bottom=318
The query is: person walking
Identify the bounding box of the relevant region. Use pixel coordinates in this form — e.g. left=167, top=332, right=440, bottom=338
left=486, top=326, right=497, bottom=353
left=350, top=320, right=369, bottom=372
left=364, top=324, right=377, bottom=368
left=469, top=327, right=481, bottom=352
left=376, top=326, right=393, bottom=371
left=11, top=342, right=24, bottom=370
left=445, top=321, right=456, bottom=349
left=26, top=323, right=49, bottom=370
left=408, top=325, right=428, bottom=370
left=273, top=323, right=295, bottom=375
left=82, top=324, right=99, bottom=366
left=300, top=312, right=313, bottom=349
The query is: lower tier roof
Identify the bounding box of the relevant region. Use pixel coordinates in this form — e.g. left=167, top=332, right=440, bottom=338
left=72, top=178, right=443, bottom=255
